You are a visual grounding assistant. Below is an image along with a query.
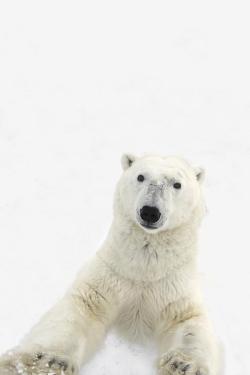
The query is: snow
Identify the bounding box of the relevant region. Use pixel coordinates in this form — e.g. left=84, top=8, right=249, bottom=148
left=0, top=0, right=249, bottom=374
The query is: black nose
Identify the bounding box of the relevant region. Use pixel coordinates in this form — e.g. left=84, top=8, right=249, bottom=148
left=140, top=206, right=161, bottom=224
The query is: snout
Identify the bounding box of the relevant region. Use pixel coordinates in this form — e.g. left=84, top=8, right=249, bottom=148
left=139, top=206, right=161, bottom=228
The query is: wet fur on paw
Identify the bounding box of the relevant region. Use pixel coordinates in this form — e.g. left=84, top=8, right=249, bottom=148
left=158, top=349, right=208, bottom=375
left=0, top=350, right=76, bottom=375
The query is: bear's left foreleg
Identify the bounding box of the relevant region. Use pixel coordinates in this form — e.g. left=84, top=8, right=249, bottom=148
left=156, top=313, right=220, bottom=375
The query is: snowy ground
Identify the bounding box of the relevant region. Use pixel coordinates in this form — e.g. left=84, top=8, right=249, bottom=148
left=0, top=1, right=250, bottom=374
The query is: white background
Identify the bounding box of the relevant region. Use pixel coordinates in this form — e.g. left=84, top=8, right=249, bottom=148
left=0, top=1, right=250, bottom=374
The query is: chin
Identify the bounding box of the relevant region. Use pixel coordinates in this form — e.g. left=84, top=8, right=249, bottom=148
left=136, top=220, right=167, bottom=234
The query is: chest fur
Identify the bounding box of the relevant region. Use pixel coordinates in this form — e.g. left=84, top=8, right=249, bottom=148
left=115, top=271, right=196, bottom=341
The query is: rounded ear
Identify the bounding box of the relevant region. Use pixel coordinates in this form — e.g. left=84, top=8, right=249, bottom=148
left=194, top=167, right=205, bottom=183
left=121, top=153, right=137, bottom=171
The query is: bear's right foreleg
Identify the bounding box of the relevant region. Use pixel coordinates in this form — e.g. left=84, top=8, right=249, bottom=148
left=0, top=275, right=119, bottom=375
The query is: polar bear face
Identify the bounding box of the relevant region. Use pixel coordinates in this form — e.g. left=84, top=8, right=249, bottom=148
left=117, top=154, right=205, bottom=233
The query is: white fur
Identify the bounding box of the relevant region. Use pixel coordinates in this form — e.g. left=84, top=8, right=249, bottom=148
left=0, top=154, right=219, bottom=375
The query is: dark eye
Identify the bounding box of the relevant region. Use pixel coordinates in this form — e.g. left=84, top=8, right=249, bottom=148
left=173, top=182, right=181, bottom=189
left=137, top=174, right=145, bottom=182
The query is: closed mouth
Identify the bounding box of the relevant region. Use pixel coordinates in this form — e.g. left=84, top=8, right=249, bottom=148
left=140, top=222, right=158, bottom=230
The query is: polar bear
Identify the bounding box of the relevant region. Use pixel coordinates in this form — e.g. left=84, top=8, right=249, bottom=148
left=0, top=154, right=219, bottom=375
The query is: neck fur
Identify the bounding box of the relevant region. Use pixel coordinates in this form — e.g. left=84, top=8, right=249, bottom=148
left=98, top=208, right=201, bottom=283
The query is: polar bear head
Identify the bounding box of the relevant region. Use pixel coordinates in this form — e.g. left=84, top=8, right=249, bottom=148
left=115, top=154, right=205, bottom=233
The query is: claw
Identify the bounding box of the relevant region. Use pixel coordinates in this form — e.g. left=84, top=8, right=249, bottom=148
left=182, top=364, right=191, bottom=372
left=34, top=352, right=44, bottom=362
left=48, top=358, right=56, bottom=367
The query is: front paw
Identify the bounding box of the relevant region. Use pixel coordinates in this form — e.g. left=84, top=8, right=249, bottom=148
left=0, top=350, right=76, bottom=375
left=157, top=349, right=209, bottom=375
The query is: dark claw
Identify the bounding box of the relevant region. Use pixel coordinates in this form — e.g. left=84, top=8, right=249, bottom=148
left=71, top=365, right=75, bottom=373
left=48, top=358, right=56, bottom=367
left=58, top=360, right=68, bottom=371
left=35, top=352, right=44, bottom=360
left=171, top=361, right=179, bottom=369
left=182, top=364, right=191, bottom=372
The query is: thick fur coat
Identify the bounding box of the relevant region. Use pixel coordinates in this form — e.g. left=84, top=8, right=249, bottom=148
left=0, top=154, right=219, bottom=375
